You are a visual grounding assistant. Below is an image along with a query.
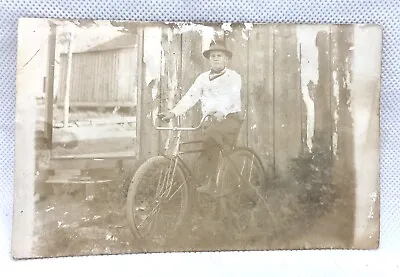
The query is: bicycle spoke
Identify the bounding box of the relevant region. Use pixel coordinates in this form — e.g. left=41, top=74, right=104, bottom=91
left=137, top=177, right=185, bottom=234
left=127, top=156, right=189, bottom=244
left=167, top=159, right=178, bottom=196
left=248, top=155, right=255, bottom=183
left=167, top=181, right=186, bottom=201
left=156, top=168, right=165, bottom=197
left=137, top=201, right=161, bottom=229
left=240, top=158, right=247, bottom=176
left=160, top=161, right=173, bottom=198
left=158, top=159, right=178, bottom=199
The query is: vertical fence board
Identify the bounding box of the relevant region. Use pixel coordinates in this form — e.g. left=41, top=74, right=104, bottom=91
left=331, top=25, right=356, bottom=247
left=273, top=25, right=302, bottom=175
left=247, top=25, right=275, bottom=178
left=44, top=24, right=56, bottom=144
left=113, top=52, right=118, bottom=102
left=180, top=30, right=206, bottom=157
left=314, top=29, right=333, bottom=152
left=102, top=54, right=109, bottom=103
left=273, top=25, right=289, bottom=175
left=94, top=53, right=101, bottom=103
left=111, top=51, right=117, bottom=102
left=137, top=29, right=164, bottom=160
left=137, top=29, right=151, bottom=159
left=85, top=53, right=91, bottom=103
left=76, top=54, right=82, bottom=102
left=159, top=26, right=182, bottom=152
left=70, top=54, right=76, bottom=102
left=226, top=25, right=249, bottom=147
left=287, top=27, right=302, bottom=164
left=299, top=43, right=308, bottom=154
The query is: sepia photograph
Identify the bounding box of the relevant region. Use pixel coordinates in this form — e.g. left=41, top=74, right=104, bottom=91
left=13, top=18, right=381, bottom=258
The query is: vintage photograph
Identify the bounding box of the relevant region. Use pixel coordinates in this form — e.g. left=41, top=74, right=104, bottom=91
left=13, top=19, right=381, bottom=258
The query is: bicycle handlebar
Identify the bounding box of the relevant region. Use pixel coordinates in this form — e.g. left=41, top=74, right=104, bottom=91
left=155, top=114, right=210, bottom=131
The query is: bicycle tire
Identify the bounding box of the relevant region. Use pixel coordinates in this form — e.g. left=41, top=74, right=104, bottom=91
left=217, top=147, right=268, bottom=239
left=126, top=156, right=192, bottom=245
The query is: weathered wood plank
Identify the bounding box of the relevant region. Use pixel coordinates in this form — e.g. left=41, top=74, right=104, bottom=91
left=136, top=28, right=145, bottom=160
left=83, top=53, right=89, bottom=102
left=111, top=51, right=117, bottom=102
left=112, top=51, right=118, bottom=102
left=59, top=48, right=137, bottom=107
left=247, top=24, right=275, bottom=178
left=51, top=150, right=136, bottom=160
left=159, top=26, right=182, bottom=153
left=93, top=53, right=100, bottom=103
left=137, top=28, right=162, bottom=160
left=287, top=27, right=302, bottom=165
left=314, top=29, right=333, bottom=153
left=273, top=25, right=302, bottom=175
left=130, top=47, right=138, bottom=104
left=331, top=24, right=356, bottom=247
left=180, top=30, right=205, bottom=155
left=225, top=24, right=249, bottom=147
left=299, top=43, right=308, bottom=154
left=75, top=54, right=83, bottom=102
left=56, top=101, right=136, bottom=108
left=44, top=23, right=56, bottom=145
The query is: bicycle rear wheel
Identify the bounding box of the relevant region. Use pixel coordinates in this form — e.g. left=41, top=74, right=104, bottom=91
left=217, top=147, right=268, bottom=240
left=126, top=156, right=191, bottom=246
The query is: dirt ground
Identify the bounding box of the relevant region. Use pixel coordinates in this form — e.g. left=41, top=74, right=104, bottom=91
left=32, top=176, right=349, bottom=258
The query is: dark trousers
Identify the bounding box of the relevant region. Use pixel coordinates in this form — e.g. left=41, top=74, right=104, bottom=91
left=195, top=113, right=243, bottom=186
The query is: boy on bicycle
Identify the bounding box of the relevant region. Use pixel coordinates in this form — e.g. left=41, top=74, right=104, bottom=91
left=159, top=39, right=243, bottom=195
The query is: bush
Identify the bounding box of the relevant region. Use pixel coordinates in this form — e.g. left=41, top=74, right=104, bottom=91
left=255, top=136, right=339, bottom=243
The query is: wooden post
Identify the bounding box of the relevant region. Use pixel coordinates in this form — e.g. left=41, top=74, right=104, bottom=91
left=44, top=23, right=56, bottom=144
left=136, top=27, right=145, bottom=160
left=63, top=31, right=74, bottom=128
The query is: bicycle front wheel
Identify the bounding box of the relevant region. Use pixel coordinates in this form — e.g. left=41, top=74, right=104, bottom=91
left=126, top=156, right=191, bottom=246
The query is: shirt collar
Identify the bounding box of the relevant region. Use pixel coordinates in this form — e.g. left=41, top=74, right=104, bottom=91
left=209, top=67, right=227, bottom=81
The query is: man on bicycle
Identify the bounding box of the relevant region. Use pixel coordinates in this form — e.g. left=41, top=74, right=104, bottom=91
left=159, top=39, right=243, bottom=195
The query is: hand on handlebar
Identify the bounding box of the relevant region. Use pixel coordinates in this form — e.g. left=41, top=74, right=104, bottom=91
left=158, top=111, right=175, bottom=123
left=211, top=111, right=225, bottom=122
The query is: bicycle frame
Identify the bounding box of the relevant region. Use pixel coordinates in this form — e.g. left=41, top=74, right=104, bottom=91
left=153, top=113, right=257, bottom=194
left=155, top=115, right=211, bottom=156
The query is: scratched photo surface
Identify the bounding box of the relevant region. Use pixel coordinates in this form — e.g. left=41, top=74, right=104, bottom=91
left=13, top=19, right=381, bottom=258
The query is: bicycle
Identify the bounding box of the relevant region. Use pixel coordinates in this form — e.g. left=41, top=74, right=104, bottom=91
left=125, top=113, right=269, bottom=247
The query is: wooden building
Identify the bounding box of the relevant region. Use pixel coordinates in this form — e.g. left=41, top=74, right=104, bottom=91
left=57, top=34, right=138, bottom=108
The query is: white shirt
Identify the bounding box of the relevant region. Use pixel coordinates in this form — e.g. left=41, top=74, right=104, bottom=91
left=171, top=68, right=242, bottom=119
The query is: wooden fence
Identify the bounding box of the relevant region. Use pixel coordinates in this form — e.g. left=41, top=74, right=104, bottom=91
left=135, top=23, right=356, bottom=245
left=137, top=24, right=355, bottom=179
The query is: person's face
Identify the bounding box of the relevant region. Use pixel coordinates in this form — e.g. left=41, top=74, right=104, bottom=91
left=209, top=51, right=228, bottom=72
